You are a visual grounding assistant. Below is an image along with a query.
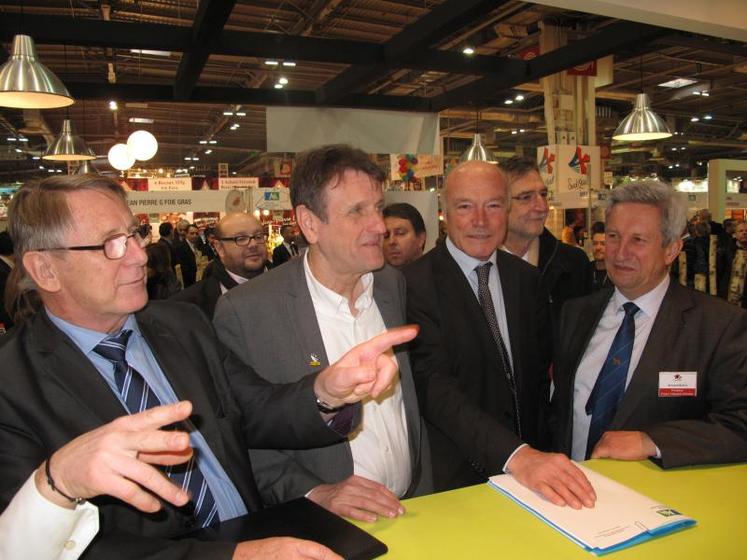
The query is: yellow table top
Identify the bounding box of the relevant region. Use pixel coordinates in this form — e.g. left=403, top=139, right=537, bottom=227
left=355, top=460, right=747, bottom=559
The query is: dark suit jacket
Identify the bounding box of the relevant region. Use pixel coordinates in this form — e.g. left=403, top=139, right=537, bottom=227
left=537, top=228, right=592, bottom=324
left=214, top=258, right=432, bottom=504
left=0, top=302, right=346, bottom=560
left=157, top=237, right=178, bottom=270
left=175, top=240, right=198, bottom=287
left=404, top=242, right=551, bottom=491
left=0, top=259, right=13, bottom=331
left=272, top=243, right=292, bottom=267
left=552, top=281, right=747, bottom=468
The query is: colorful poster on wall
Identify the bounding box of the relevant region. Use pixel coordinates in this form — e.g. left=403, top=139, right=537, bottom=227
left=537, top=144, right=601, bottom=195
left=389, top=154, right=444, bottom=181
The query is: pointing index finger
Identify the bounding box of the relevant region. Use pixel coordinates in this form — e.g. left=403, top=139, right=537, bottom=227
left=358, top=325, right=418, bottom=363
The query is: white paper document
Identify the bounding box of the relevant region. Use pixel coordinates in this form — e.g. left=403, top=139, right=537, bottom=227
left=488, top=464, right=696, bottom=555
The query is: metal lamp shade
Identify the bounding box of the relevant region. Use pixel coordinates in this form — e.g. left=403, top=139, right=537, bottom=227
left=0, top=35, right=74, bottom=109
left=613, top=93, right=672, bottom=142
left=43, top=119, right=96, bottom=161
left=74, top=160, right=99, bottom=175
left=459, top=133, right=496, bottom=163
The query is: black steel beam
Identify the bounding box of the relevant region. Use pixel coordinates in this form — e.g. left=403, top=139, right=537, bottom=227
left=656, top=34, right=747, bottom=57
left=431, top=21, right=673, bottom=111
left=1, top=13, right=511, bottom=73
left=173, top=0, right=237, bottom=100
left=314, top=0, right=509, bottom=104
left=0, top=14, right=191, bottom=52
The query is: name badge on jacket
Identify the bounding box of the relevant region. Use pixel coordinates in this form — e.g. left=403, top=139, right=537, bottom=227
left=658, top=371, right=697, bottom=397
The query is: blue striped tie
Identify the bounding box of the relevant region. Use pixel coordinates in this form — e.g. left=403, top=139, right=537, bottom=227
left=94, top=330, right=218, bottom=527
left=585, top=302, right=639, bottom=459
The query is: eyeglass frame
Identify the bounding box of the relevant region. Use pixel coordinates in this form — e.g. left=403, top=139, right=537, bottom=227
left=215, top=233, right=267, bottom=246
left=36, top=231, right=147, bottom=260
left=510, top=188, right=550, bottom=205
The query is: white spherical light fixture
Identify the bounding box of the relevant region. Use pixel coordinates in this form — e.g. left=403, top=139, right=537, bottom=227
left=108, top=143, right=135, bottom=171
left=127, top=129, right=158, bottom=161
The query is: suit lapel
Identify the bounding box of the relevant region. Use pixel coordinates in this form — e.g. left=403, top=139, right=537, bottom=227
left=614, top=282, right=692, bottom=426
left=32, top=312, right=130, bottom=427
left=567, top=289, right=613, bottom=384
left=285, top=259, right=330, bottom=373
left=496, top=252, right=524, bottom=376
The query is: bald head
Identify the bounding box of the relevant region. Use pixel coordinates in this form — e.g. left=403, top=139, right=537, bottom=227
left=444, top=161, right=509, bottom=260
left=214, top=213, right=268, bottom=278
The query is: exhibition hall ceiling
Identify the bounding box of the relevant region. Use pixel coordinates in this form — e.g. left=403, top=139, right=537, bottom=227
left=0, top=0, right=745, bottom=177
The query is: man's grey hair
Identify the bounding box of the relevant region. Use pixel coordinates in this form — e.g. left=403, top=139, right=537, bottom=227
left=606, top=180, right=687, bottom=246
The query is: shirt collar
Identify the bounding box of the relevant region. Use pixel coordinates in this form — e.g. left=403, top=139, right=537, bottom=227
left=225, top=269, right=249, bottom=286
left=611, top=274, right=670, bottom=318
left=303, top=251, right=374, bottom=316
left=446, top=236, right=496, bottom=277
left=0, top=255, right=13, bottom=268
left=45, top=309, right=140, bottom=356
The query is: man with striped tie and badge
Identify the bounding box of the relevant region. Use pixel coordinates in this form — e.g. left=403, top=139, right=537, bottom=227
left=0, top=174, right=416, bottom=560
left=552, top=181, right=747, bottom=467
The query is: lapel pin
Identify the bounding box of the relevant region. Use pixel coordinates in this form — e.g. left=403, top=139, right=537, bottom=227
left=309, top=354, right=321, bottom=367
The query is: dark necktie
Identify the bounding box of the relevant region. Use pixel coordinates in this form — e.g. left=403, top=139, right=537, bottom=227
left=585, top=302, right=640, bottom=459
left=94, top=330, right=218, bottom=527
left=475, top=262, right=521, bottom=438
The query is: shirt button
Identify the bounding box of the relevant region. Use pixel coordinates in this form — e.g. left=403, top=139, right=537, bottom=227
left=64, top=540, right=76, bottom=550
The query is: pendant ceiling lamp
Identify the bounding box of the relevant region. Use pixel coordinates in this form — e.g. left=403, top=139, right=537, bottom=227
left=0, top=35, right=74, bottom=109
left=108, top=143, right=135, bottom=171
left=612, top=56, right=671, bottom=142
left=43, top=119, right=96, bottom=161
left=612, top=93, right=672, bottom=142
left=459, top=132, right=496, bottom=163
left=75, top=160, right=99, bottom=175
left=127, top=130, right=158, bottom=161
left=459, top=110, right=495, bottom=163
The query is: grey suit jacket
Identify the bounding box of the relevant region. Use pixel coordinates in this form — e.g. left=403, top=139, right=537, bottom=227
left=552, top=280, right=747, bottom=467
left=214, top=257, right=432, bottom=504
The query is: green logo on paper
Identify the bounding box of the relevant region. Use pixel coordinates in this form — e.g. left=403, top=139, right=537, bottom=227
left=264, top=192, right=280, bottom=201
left=657, top=508, right=680, bottom=517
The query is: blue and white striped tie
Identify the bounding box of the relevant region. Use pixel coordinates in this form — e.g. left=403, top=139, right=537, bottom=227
left=94, top=330, right=218, bottom=527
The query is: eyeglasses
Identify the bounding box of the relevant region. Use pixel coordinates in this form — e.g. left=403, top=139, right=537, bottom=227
left=511, top=190, right=549, bottom=205
left=216, top=233, right=266, bottom=246
left=38, top=232, right=147, bottom=260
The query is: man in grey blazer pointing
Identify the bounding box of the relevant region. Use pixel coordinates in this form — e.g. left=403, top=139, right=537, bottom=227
left=215, top=144, right=432, bottom=523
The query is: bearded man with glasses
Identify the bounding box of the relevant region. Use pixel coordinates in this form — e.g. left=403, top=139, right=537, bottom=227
left=173, top=213, right=272, bottom=318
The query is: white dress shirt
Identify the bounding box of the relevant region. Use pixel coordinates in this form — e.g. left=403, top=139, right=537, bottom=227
left=0, top=471, right=99, bottom=560
left=220, top=269, right=250, bottom=294
left=571, top=275, right=670, bottom=460
left=303, top=254, right=411, bottom=497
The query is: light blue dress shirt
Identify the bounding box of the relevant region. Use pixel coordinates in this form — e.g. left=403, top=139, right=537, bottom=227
left=46, top=309, right=248, bottom=522
left=571, top=276, right=670, bottom=461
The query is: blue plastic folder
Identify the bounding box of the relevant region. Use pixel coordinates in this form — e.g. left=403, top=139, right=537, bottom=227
left=488, top=464, right=696, bottom=555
